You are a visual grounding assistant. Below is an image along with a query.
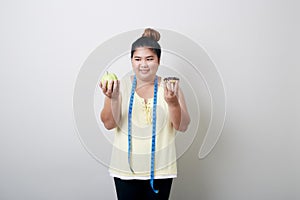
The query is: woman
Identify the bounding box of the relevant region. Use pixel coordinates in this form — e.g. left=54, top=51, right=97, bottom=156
left=100, top=28, right=190, bottom=200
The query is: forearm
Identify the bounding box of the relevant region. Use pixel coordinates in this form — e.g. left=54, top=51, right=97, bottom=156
left=101, top=95, right=121, bottom=130
left=168, top=100, right=190, bottom=132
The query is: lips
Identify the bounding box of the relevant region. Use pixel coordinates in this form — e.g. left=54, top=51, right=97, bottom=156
left=139, top=68, right=150, bottom=74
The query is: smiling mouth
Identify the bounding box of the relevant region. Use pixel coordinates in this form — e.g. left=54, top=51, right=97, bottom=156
left=139, top=69, right=149, bottom=73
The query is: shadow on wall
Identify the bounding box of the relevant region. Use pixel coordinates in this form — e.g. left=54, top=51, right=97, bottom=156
left=171, top=86, right=212, bottom=200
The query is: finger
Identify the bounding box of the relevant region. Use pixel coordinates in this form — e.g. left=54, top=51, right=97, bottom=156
left=106, top=80, right=114, bottom=95
left=169, top=89, right=175, bottom=96
left=101, top=80, right=107, bottom=89
left=101, top=80, right=108, bottom=93
left=174, top=80, right=179, bottom=96
left=113, top=80, right=119, bottom=93
left=117, top=80, right=120, bottom=91
left=171, top=82, right=175, bottom=92
left=163, top=81, right=168, bottom=94
left=167, top=81, right=172, bottom=91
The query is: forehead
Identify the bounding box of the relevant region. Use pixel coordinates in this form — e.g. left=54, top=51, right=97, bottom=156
left=132, top=47, right=157, bottom=57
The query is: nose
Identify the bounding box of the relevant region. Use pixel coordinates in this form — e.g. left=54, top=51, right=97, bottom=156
left=140, top=59, right=147, bottom=67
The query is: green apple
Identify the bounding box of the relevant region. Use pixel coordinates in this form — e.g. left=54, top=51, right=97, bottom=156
left=101, top=71, right=118, bottom=87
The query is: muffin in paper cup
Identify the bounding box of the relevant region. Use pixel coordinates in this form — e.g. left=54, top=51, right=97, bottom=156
left=163, top=77, right=179, bottom=91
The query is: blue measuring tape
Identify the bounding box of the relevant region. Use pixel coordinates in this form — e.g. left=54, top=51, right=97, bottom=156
left=128, top=75, right=159, bottom=194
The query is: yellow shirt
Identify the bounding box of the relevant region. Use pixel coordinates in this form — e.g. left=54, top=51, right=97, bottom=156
left=109, top=76, right=177, bottom=179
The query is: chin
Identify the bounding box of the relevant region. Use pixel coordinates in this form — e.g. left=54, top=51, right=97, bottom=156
left=139, top=73, right=153, bottom=79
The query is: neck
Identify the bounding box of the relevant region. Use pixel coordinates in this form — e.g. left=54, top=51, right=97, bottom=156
left=133, top=75, right=157, bottom=88
left=136, top=79, right=155, bottom=89
left=134, top=76, right=158, bottom=99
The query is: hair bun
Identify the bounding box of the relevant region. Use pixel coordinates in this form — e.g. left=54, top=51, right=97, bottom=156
left=142, top=28, right=160, bottom=42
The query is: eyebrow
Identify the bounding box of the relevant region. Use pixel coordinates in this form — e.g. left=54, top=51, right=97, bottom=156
left=133, top=55, right=154, bottom=58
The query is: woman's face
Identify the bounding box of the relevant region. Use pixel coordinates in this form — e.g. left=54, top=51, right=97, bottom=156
left=131, top=47, right=160, bottom=82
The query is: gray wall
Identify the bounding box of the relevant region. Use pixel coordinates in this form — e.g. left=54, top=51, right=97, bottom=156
left=1, top=0, right=299, bottom=199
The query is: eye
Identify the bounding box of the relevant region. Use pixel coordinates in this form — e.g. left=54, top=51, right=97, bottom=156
left=147, top=57, right=154, bottom=61
left=134, top=58, right=141, bottom=61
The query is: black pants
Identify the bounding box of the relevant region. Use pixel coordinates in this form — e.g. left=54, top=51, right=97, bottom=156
left=114, top=177, right=173, bottom=200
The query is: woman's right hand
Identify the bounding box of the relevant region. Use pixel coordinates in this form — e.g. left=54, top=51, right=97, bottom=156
left=100, top=80, right=120, bottom=99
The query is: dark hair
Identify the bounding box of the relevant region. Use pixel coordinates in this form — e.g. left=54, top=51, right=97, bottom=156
left=131, top=28, right=161, bottom=60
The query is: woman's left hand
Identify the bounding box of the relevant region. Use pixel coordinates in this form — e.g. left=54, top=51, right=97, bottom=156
left=164, top=80, right=180, bottom=106
left=163, top=79, right=190, bottom=131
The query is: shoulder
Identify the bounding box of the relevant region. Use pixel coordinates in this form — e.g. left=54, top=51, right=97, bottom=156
left=119, top=75, right=133, bottom=98
left=120, top=75, right=131, bottom=88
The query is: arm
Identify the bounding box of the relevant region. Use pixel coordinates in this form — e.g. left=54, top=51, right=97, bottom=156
left=164, top=81, right=190, bottom=132
left=100, top=80, right=121, bottom=130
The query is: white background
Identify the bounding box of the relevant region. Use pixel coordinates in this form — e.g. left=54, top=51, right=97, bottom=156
left=1, top=0, right=299, bottom=199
